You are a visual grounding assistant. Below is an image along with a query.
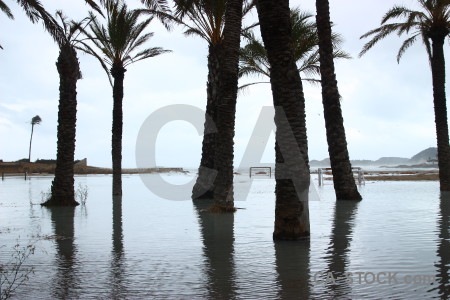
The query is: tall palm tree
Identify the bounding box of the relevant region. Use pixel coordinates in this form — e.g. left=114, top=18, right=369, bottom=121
left=28, top=115, right=41, bottom=162
left=239, top=7, right=350, bottom=89
left=211, top=0, right=244, bottom=212
left=256, top=0, right=310, bottom=239
left=174, top=0, right=227, bottom=200
left=240, top=6, right=358, bottom=202
left=175, top=0, right=255, bottom=201
left=316, top=0, right=362, bottom=201
left=43, top=12, right=93, bottom=207
left=359, top=0, right=450, bottom=191
left=3, top=0, right=103, bottom=206
left=80, top=0, right=170, bottom=196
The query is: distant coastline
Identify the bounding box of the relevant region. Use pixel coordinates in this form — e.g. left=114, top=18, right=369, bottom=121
left=0, top=161, right=187, bottom=175
left=310, top=147, right=438, bottom=168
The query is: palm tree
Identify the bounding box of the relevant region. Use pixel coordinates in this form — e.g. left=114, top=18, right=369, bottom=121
left=239, top=7, right=350, bottom=89
left=211, top=0, right=244, bottom=212
left=240, top=6, right=359, bottom=202
left=174, top=0, right=227, bottom=200
left=175, top=0, right=254, bottom=201
left=3, top=1, right=104, bottom=206
left=79, top=0, right=170, bottom=196
left=359, top=0, right=450, bottom=191
left=316, top=0, right=362, bottom=201
left=256, top=0, right=310, bottom=239
left=28, top=115, right=41, bottom=162
left=42, top=12, right=93, bottom=207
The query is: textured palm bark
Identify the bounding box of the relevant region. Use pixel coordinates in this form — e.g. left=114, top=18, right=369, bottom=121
left=192, top=44, right=222, bottom=199
left=430, top=30, right=450, bottom=191
left=316, top=0, right=361, bottom=201
left=211, top=0, right=243, bottom=211
left=43, top=44, right=80, bottom=206
left=256, top=0, right=310, bottom=239
left=111, top=65, right=126, bottom=196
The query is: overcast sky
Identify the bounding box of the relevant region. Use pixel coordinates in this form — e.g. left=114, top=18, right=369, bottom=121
left=0, top=0, right=446, bottom=168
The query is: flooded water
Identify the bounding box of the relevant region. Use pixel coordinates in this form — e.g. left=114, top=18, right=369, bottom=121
left=0, top=173, right=449, bottom=299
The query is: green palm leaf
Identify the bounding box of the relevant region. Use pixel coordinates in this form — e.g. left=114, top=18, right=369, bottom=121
left=0, top=0, right=14, bottom=19
left=360, top=0, right=450, bottom=62
left=239, top=6, right=350, bottom=89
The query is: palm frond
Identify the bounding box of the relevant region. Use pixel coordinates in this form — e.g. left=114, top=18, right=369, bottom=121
left=85, top=0, right=104, bottom=17
left=135, top=8, right=178, bottom=30
left=124, top=47, right=171, bottom=66
left=237, top=81, right=270, bottom=96
left=359, top=23, right=406, bottom=57
left=16, top=0, right=65, bottom=44
left=183, top=26, right=209, bottom=40
left=140, top=0, right=171, bottom=13
left=174, top=0, right=227, bottom=44
left=75, top=40, right=113, bottom=86
left=381, top=6, right=415, bottom=24
left=421, top=27, right=432, bottom=62
left=397, top=33, right=419, bottom=62
left=0, top=1, right=14, bottom=19
left=360, top=1, right=450, bottom=62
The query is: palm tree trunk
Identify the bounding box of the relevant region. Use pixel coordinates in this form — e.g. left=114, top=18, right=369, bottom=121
left=192, top=44, right=222, bottom=200
left=430, top=33, right=450, bottom=191
left=111, top=65, right=126, bottom=196
left=316, top=0, right=361, bottom=201
left=43, top=45, right=80, bottom=206
left=28, top=124, right=34, bottom=162
left=211, top=0, right=243, bottom=212
left=256, top=0, right=310, bottom=239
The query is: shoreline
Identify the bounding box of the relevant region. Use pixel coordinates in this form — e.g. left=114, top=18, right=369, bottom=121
left=0, top=162, right=440, bottom=181
left=0, top=162, right=188, bottom=175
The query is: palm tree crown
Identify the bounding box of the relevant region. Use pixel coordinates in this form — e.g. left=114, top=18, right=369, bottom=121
left=174, top=0, right=227, bottom=44
left=81, top=0, right=170, bottom=79
left=31, top=115, right=42, bottom=126
left=239, top=7, right=350, bottom=89
left=359, top=0, right=450, bottom=62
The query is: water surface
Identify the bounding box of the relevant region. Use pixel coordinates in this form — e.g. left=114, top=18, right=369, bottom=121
left=0, top=174, right=448, bottom=299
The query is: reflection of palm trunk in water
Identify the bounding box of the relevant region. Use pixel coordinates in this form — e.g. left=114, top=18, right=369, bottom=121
left=193, top=199, right=236, bottom=299
left=324, top=201, right=359, bottom=298
left=274, top=240, right=310, bottom=299
left=434, top=192, right=450, bottom=298
left=48, top=207, right=78, bottom=299
left=110, top=195, right=126, bottom=298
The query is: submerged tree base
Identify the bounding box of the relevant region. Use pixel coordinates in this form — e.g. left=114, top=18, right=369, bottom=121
left=41, top=197, right=79, bottom=207
left=273, top=231, right=310, bottom=241
left=336, top=191, right=363, bottom=201
left=273, top=218, right=310, bottom=240
left=206, top=203, right=237, bottom=213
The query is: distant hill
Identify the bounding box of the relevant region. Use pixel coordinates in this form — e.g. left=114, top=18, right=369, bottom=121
left=309, top=147, right=438, bottom=167
left=410, top=147, right=437, bottom=164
